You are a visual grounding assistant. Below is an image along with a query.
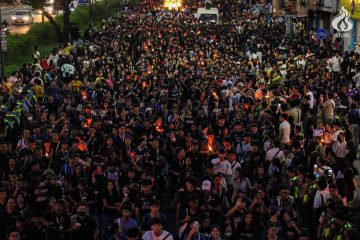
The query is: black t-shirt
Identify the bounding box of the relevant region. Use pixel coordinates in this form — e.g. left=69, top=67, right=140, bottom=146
left=140, top=212, right=169, bottom=231
left=52, top=214, right=72, bottom=240
left=235, top=225, right=258, bottom=240
left=0, top=210, right=21, bottom=239
left=178, top=208, right=207, bottom=227
left=102, top=191, right=121, bottom=215
left=177, top=190, right=204, bottom=209
left=134, top=192, right=158, bottom=217
left=281, top=224, right=298, bottom=240
left=71, top=215, right=97, bottom=240
left=201, top=192, right=221, bottom=209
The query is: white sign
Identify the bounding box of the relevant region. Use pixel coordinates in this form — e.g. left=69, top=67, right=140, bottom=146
left=332, top=6, right=353, bottom=34
left=0, top=30, right=6, bottom=52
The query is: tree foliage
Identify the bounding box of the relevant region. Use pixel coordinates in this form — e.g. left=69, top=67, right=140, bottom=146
left=30, top=0, right=71, bottom=42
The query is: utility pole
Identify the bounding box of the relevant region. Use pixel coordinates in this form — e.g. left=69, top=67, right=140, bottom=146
left=89, top=0, right=93, bottom=26
left=0, top=8, right=5, bottom=79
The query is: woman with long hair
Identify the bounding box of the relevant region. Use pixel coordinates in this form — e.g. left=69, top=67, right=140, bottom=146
left=102, top=180, right=122, bottom=239
left=234, top=212, right=259, bottom=240
left=280, top=210, right=301, bottom=240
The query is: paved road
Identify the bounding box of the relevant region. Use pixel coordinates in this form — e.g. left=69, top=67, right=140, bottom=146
left=1, top=4, right=52, bottom=34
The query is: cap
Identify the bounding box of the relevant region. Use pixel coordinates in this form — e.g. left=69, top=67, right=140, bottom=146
left=43, top=169, right=56, bottom=176
left=201, top=180, right=211, bottom=191
left=219, top=148, right=226, bottom=153
left=151, top=217, right=163, bottom=225
left=206, top=162, right=214, bottom=168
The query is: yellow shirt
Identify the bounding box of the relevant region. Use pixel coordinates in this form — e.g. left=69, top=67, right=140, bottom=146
left=3, top=82, right=12, bottom=95
left=71, top=80, right=82, bottom=92
left=34, top=85, right=44, bottom=97
left=95, top=77, right=105, bottom=85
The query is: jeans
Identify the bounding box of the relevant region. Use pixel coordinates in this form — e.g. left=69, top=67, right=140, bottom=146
left=101, top=212, right=116, bottom=240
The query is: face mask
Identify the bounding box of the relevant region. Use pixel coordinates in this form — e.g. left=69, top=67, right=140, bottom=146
left=77, top=211, right=86, bottom=217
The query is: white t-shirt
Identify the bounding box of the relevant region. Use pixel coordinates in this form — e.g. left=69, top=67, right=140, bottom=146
left=314, top=189, right=330, bottom=209
left=331, top=56, right=341, bottom=72
left=211, top=158, right=232, bottom=176
left=265, top=148, right=285, bottom=163
left=331, top=130, right=343, bottom=152
left=335, top=141, right=348, bottom=158
left=279, top=120, right=291, bottom=144
left=313, top=128, right=325, bottom=138
left=229, top=160, right=241, bottom=176
left=142, top=231, right=173, bottom=240
left=306, top=91, right=315, bottom=109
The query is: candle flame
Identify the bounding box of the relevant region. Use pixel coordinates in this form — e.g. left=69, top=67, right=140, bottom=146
left=164, top=0, right=182, bottom=9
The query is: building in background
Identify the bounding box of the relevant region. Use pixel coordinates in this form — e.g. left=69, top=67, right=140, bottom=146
left=340, top=0, right=360, bottom=52
left=272, top=0, right=309, bottom=37
left=307, top=0, right=338, bottom=33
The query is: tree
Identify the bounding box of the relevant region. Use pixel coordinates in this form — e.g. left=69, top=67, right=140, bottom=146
left=31, top=0, right=71, bottom=42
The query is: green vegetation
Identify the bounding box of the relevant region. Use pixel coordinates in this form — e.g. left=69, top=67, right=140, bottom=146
left=4, top=0, right=130, bottom=76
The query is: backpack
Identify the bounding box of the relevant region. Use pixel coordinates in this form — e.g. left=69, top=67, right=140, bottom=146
left=276, top=196, right=297, bottom=217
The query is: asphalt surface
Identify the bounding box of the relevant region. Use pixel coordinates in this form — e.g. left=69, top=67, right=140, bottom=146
left=1, top=4, right=52, bottom=34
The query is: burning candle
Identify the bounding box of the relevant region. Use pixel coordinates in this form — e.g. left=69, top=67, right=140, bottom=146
left=82, top=91, right=87, bottom=100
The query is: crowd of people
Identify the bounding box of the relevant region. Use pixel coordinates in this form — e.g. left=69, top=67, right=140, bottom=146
left=1, top=0, right=360, bottom=239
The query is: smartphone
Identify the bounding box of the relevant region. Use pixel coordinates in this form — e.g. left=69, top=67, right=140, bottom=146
left=193, top=221, right=199, bottom=227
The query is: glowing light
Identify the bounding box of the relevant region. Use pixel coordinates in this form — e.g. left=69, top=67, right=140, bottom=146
left=208, top=144, right=213, bottom=152
left=164, top=0, right=182, bottom=10
left=82, top=91, right=87, bottom=100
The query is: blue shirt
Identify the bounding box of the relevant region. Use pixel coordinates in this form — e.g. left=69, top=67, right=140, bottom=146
left=114, top=217, right=138, bottom=238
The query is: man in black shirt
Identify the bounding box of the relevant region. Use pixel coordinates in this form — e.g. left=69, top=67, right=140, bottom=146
left=69, top=203, right=97, bottom=240
left=52, top=200, right=71, bottom=240
left=135, top=179, right=158, bottom=224
left=169, top=148, right=186, bottom=191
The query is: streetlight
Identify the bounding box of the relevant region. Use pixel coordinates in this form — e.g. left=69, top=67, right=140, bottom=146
left=0, top=8, right=6, bottom=79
